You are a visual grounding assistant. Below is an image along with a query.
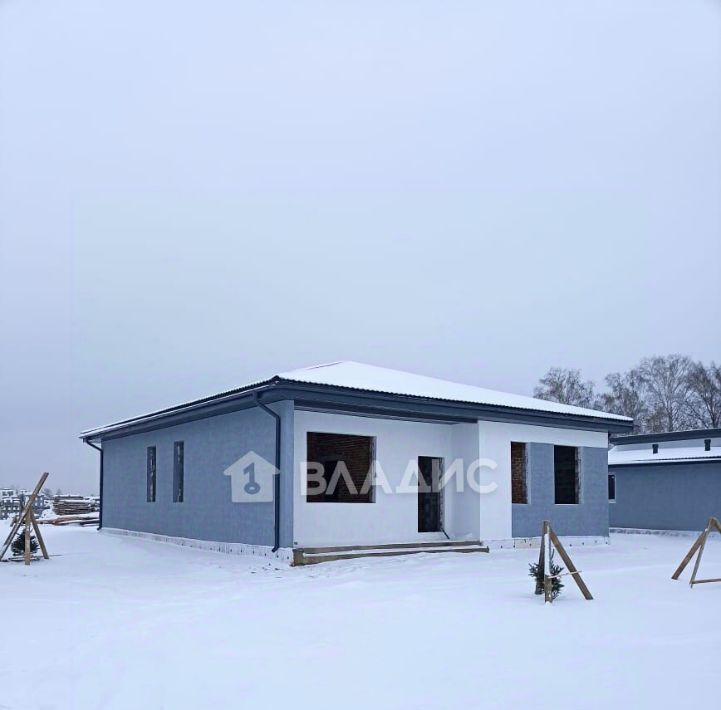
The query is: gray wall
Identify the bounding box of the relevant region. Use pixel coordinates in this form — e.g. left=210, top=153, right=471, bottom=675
left=101, top=400, right=294, bottom=547
left=609, top=461, right=721, bottom=531
left=512, top=445, right=609, bottom=538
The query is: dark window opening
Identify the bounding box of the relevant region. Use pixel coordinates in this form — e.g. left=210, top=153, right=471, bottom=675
left=705, top=439, right=711, bottom=452
left=511, top=442, right=528, bottom=504
left=173, top=441, right=184, bottom=503
left=306, top=432, right=374, bottom=503
left=652, top=443, right=659, bottom=454
left=608, top=473, right=616, bottom=502
left=554, top=445, right=579, bottom=504
left=146, top=446, right=156, bottom=502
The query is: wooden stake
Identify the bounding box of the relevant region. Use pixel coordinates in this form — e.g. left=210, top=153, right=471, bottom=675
left=0, top=472, right=50, bottom=563
left=689, top=524, right=711, bottom=587
left=23, top=521, right=31, bottom=565
left=536, top=521, right=546, bottom=596
left=672, top=517, right=721, bottom=586
left=671, top=532, right=705, bottom=580
left=538, top=520, right=593, bottom=602
left=548, top=527, right=593, bottom=600
left=29, top=510, right=49, bottom=560
left=544, top=521, right=553, bottom=603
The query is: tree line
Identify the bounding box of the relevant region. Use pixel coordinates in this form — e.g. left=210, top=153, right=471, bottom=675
left=533, top=355, right=720, bottom=433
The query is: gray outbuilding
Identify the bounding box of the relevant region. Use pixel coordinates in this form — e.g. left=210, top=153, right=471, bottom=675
left=608, top=429, right=721, bottom=532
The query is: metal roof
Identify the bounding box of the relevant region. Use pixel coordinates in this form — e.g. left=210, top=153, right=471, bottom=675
left=610, top=428, right=721, bottom=446
left=609, top=446, right=721, bottom=467
left=81, top=361, right=632, bottom=441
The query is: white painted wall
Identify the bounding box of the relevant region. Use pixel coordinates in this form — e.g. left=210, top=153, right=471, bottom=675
left=292, top=410, right=480, bottom=547
left=476, top=422, right=609, bottom=541
left=293, top=410, right=608, bottom=547
left=447, top=422, right=481, bottom=540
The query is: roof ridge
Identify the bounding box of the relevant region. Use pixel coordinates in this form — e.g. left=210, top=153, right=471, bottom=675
left=297, top=361, right=348, bottom=371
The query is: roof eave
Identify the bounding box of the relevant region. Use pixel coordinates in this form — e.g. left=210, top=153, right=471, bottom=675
left=79, top=378, right=282, bottom=442
left=280, top=379, right=632, bottom=432
left=81, top=377, right=632, bottom=443
left=610, top=428, right=721, bottom=445
left=609, top=457, right=721, bottom=467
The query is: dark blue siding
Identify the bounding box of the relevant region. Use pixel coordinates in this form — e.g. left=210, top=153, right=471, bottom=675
left=512, top=445, right=609, bottom=538
left=609, top=461, right=721, bottom=531
left=102, top=401, right=294, bottom=547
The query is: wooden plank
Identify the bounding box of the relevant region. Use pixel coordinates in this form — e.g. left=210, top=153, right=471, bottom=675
left=690, top=578, right=721, bottom=585
left=537, top=521, right=546, bottom=597
left=689, top=523, right=711, bottom=587
left=673, top=517, right=721, bottom=584
left=38, top=514, right=97, bottom=525
left=24, top=516, right=31, bottom=565
left=297, top=540, right=481, bottom=555
left=546, top=522, right=554, bottom=603
left=296, top=545, right=489, bottom=566
left=28, top=509, right=49, bottom=560
left=546, top=570, right=584, bottom=580
left=302, top=545, right=489, bottom=560
left=672, top=530, right=705, bottom=580
left=548, top=526, right=593, bottom=600
left=0, top=472, right=49, bottom=561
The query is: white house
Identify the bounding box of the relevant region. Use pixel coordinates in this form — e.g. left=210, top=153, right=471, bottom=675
left=81, top=362, right=632, bottom=563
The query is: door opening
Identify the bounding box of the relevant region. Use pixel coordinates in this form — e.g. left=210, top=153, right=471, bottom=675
left=418, top=456, right=443, bottom=533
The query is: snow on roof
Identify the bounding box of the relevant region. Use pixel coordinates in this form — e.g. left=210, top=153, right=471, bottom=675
left=81, top=360, right=631, bottom=438
left=277, top=361, right=631, bottom=421
left=610, top=428, right=721, bottom=446
left=609, top=446, right=721, bottom=466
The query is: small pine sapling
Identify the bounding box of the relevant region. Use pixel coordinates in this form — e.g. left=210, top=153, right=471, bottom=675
left=11, top=528, right=39, bottom=557
left=529, top=550, right=565, bottom=600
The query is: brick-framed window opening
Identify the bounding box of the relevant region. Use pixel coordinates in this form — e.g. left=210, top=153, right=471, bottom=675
left=173, top=441, right=184, bottom=503
left=511, top=442, right=528, bottom=504
left=146, top=446, right=156, bottom=503
left=306, top=432, right=374, bottom=503
left=554, top=445, right=579, bottom=504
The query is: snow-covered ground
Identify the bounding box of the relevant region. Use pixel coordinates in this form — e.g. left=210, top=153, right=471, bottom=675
left=1, top=526, right=719, bottom=710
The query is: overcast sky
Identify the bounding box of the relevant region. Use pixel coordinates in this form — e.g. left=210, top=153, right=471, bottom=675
left=1, top=0, right=719, bottom=493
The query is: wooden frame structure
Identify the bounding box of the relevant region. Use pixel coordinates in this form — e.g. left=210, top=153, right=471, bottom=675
left=671, top=516, right=721, bottom=587
left=537, top=520, right=593, bottom=603
left=0, top=472, right=50, bottom=566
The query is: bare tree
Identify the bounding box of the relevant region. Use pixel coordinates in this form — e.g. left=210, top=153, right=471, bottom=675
left=600, top=369, right=648, bottom=432
left=534, top=355, right=720, bottom=432
left=638, top=355, right=693, bottom=432
left=685, top=360, right=721, bottom=428
left=533, top=367, right=597, bottom=408
left=713, top=362, right=721, bottom=399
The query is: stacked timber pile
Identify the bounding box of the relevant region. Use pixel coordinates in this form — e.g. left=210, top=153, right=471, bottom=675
left=41, top=495, right=100, bottom=526
left=52, top=496, right=99, bottom=516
